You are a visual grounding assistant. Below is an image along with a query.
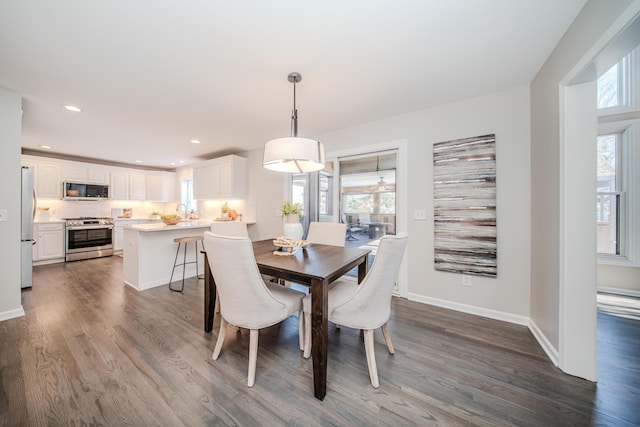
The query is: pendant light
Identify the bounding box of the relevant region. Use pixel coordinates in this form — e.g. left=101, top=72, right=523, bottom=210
left=263, top=72, right=325, bottom=173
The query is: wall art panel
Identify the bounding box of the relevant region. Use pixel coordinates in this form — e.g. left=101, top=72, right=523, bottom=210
left=433, top=134, right=497, bottom=277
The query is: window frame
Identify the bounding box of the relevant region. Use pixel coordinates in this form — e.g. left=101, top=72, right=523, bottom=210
left=597, top=121, right=639, bottom=266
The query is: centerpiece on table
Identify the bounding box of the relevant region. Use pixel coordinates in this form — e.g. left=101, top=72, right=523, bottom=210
left=281, top=201, right=303, bottom=240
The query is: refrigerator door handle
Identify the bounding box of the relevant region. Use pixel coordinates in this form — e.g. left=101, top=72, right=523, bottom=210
left=32, top=188, right=37, bottom=221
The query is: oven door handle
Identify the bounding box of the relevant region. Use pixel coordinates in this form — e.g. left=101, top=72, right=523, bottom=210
left=67, top=225, right=114, bottom=231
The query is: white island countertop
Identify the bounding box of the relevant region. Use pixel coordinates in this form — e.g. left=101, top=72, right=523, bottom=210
left=125, top=220, right=213, bottom=231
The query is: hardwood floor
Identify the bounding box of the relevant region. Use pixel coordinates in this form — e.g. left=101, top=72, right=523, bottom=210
left=1, top=256, right=638, bottom=426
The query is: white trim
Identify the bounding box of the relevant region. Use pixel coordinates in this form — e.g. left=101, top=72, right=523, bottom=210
left=0, top=306, right=25, bottom=322
left=598, top=286, right=640, bottom=298
left=529, top=319, right=560, bottom=368
left=326, top=139, right=409, bottom=298
left=407, top=293, right=529, bottom=326
left=557, top=2, right=640, bottom=382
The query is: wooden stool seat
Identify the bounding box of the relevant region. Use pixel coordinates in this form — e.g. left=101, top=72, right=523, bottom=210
left=174, top=236, right=204, bottom=244
left=168, top=235, right=205, bottom=293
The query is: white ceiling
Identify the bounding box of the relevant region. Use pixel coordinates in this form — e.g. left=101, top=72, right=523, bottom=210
left=0, top=0, right=586, bottom=170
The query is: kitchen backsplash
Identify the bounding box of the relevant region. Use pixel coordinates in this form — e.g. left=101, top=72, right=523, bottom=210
left=35, top=199, right=172, bottom=220
left=35, top=198, right=256, bottom=222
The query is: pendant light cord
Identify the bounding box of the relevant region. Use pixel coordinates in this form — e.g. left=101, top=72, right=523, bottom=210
left=291, top=80, right=298, bottom=137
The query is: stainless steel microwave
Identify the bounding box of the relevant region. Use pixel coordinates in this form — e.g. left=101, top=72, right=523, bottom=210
left=63, top=182, right=110, bottom=200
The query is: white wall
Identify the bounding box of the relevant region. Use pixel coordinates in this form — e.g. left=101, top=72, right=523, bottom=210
left=530, top=0, right=634, bottom=356
left=308, top=85, right=532, bottom=322
left=598, top=265, right=640, bottom=293
left=0, top=86, right=24, bottom=321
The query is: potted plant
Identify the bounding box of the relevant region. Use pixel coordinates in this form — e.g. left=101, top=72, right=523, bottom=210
left=281, top=202, right=304, bottom=239
left=149, top=211, right=160, bottom=219
left=281, top=202, right=303, bottom=222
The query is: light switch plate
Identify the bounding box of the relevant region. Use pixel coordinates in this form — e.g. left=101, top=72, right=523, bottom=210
left=0, top=209, right=7, bottom=222
left=414, top=209, right=426, bottom=220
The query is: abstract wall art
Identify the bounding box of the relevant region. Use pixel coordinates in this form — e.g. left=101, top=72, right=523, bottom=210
left=433, top=134, right=497, bottom=277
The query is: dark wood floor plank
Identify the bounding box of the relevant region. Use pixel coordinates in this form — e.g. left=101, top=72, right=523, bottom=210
left=0, top=256, right=638, bottom=426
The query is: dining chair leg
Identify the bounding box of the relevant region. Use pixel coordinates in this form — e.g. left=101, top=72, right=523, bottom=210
left=248, top=329, right=259, bottom=387
left=363, top=329, right=380, bottom=388
left=212, top=317, right=227, bottom=360
left=381, top=322, right=395, bottom=354
left=298, top=310, right=304, bottom=351
left=214, top=291, right=220, bottom=314
left=303, top=312, right=311, bottom=359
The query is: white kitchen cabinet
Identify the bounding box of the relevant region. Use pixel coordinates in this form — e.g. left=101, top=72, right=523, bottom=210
left=114, top=219, right=138, bottom=253
left=33, top=222, right=65, bottom=263
left=35, top=162, right=62, bottom=199
left=146, top=172, right=176, bottom=202
left=62, top=164, right=88, bottom=182
left=129, top=173, right=146, bottom=201
left=192, top=155, right=246, bottom=200
left=110, top=169, right=129, bottom=200
left=88, top=167, right=110, bottom=184
left=62, top=164, right=110, bottom=185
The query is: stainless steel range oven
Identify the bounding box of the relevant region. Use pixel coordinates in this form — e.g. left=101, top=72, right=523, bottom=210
left=65, top=217, right=114, bottom=261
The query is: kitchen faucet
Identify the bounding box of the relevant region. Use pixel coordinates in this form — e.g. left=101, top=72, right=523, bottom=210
left=176, top=204, right=187, bottom=219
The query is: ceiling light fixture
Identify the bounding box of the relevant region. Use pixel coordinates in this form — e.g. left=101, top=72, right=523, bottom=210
left=39, top=145, right=52, bottom=149
left=190, top=139, right=201, bottom=144
left=263, top=72, right=325, bottom=173
left=64, top=105, right=82, bottom=112
left=370, top=156, right=394, bottom=192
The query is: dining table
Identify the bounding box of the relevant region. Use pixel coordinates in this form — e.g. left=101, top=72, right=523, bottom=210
left=203, top=239, right=371, bottom=400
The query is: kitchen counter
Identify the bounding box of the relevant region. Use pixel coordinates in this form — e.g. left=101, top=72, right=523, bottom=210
left=125, top=220, right=214, bottom=231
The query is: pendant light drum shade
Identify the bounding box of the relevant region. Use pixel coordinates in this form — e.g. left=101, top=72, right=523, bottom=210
left=263, top=137, right=325, bottom=173
left=263, top=72, right=325, bottom=173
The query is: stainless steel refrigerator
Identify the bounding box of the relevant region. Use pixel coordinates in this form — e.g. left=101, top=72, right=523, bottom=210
left=21, top=166, right=35, bottom=288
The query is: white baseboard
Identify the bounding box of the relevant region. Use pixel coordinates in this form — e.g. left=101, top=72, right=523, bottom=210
left=598, top=286, right=640, bottom=298
left=407, top=293, right=529, bottom=326
left=528, top=318, right=559, bottom=367
left=0, top=306, right=25, bottom=322
left=406, top=293, right=560, bottom=367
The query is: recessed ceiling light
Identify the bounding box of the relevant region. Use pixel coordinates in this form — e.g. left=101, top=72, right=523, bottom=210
left=135, top=160, right=142, bottom=163
left=179, top=160, right=185, bottom=163
left=39, top=145, right=52, bottom=149
left=64, top=105, right=82, bottom=112
left=190, top=139, right=201, bottom=144
left=170, top=162, right=176, bottom=166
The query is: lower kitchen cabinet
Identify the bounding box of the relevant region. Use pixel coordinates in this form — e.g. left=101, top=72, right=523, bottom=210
left=33, top=222, right=65, bottom=265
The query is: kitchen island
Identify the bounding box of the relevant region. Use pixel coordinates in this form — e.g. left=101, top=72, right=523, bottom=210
left=123, top=221, right=213, bottom=291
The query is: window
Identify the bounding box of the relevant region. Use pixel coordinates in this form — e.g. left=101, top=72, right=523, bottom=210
left=596, top=45, right=640, bottom=265
left=597, top=133, right=624, bottom=255
left=181, top=178, right=196, bottom=212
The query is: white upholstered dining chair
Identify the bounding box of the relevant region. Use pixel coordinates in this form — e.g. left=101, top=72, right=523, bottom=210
left=210, top=221, right=249, bottom=238
left=302, top=233, right=408, bottom=388
left=306, top=222, right=346, bottom=247
left=203, top=232, right=305, bottom=387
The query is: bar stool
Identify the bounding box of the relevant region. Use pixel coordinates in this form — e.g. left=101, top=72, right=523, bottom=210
left=168, top=235, right=205, bottom=293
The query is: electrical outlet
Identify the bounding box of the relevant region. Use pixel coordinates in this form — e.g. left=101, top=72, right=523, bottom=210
left=0, top=209, right=7, bottom=222
left=462, top=274, right=472, bottom=287
left=414, top=209, right=426, bottom=220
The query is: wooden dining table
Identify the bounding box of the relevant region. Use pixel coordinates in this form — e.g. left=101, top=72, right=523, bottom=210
left=203, top=239, right=371, bottom=400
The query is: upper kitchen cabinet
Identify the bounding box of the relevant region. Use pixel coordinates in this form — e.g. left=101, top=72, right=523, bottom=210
left=110, top=169, right=145, bottom=200
left=193, top=155, right=246, bottom=200
left=129, top=172, right=146, bottom=201
left=110, top=169, right=129, bottom=200
left=34, top=161, right=62, bottom=199
left=62, top=164, right=110, bottom=185
left=146, top=172, right=176, bottom=202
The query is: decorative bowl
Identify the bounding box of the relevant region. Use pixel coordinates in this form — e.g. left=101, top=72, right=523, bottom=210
left=161, top=216, right=181, bottom=225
